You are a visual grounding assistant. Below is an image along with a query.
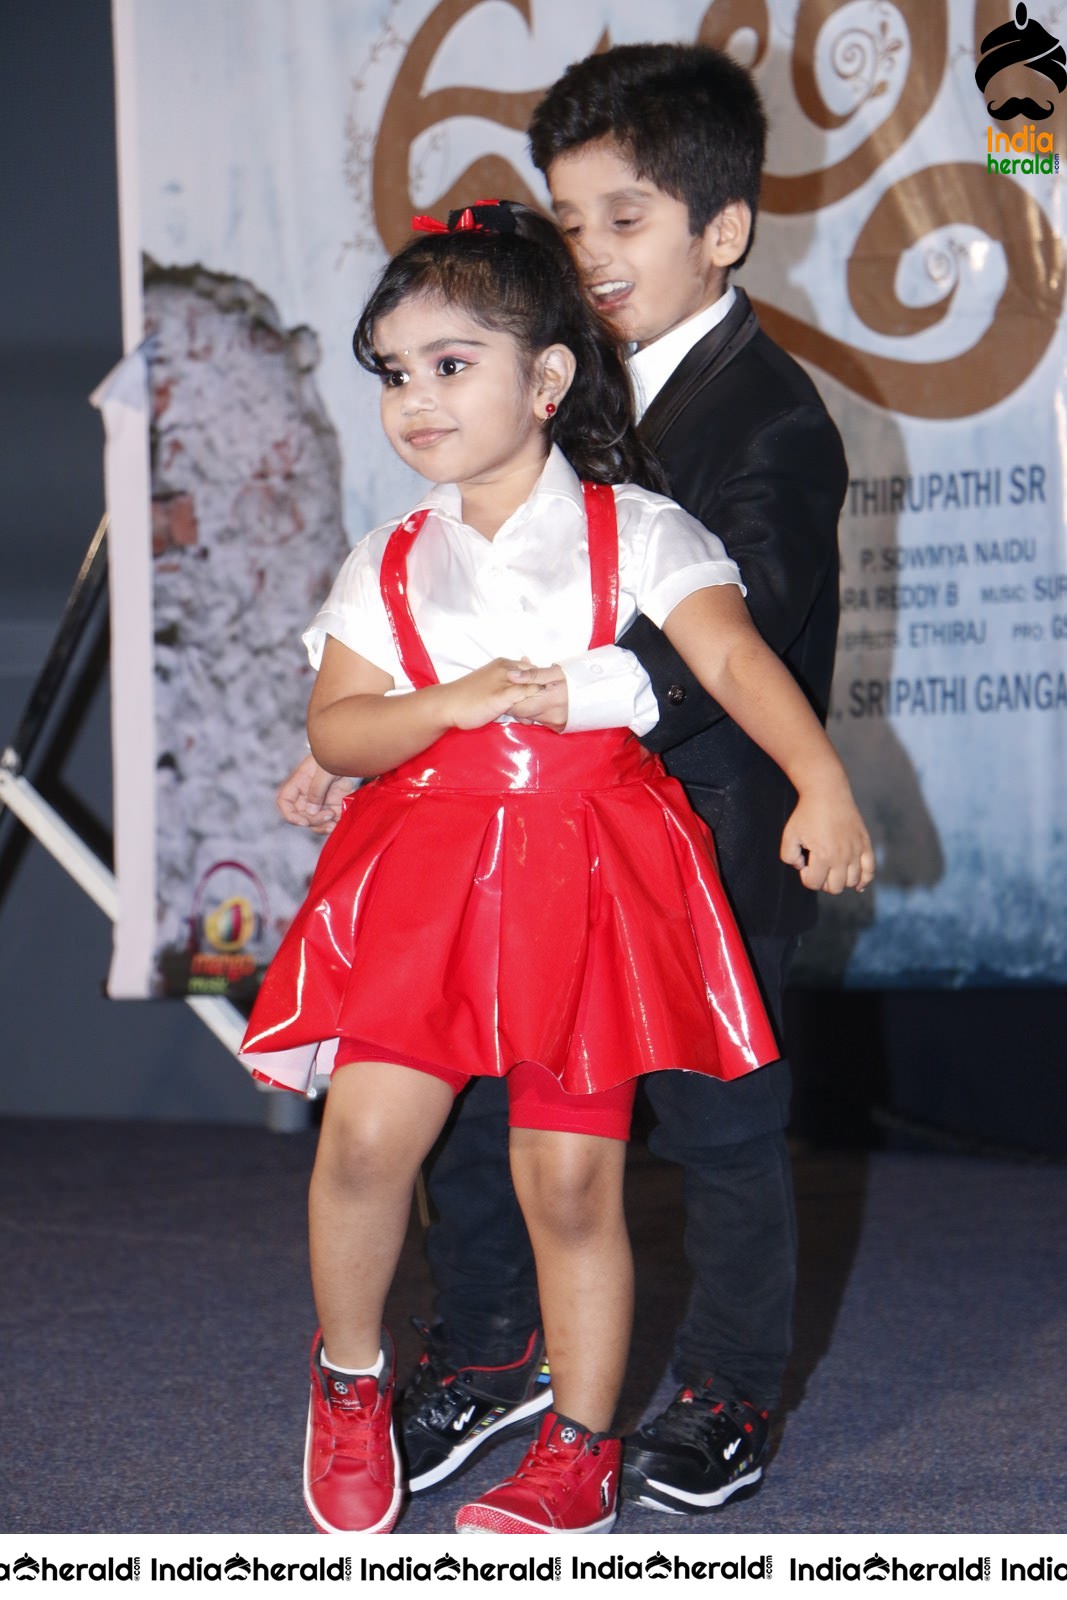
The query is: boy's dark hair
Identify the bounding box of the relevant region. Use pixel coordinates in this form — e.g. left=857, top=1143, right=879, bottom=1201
left=353, top=201, right=666, bottom=491
left=528, top=43, right=767, bottom=264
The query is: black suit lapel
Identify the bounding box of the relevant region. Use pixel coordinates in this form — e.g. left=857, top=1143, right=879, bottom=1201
left=639, top=289, right=761, bottom=451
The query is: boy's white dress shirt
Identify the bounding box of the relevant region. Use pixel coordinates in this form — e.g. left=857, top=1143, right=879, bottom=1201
left=628, top=288, right=736, bottom=421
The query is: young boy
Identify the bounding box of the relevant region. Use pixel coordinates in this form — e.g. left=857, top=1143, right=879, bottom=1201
left=396, top=42, right=849, bottom=1518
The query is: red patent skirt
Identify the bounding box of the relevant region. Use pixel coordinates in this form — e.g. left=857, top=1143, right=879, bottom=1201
left=240, top=721, right=778, bottom=1095
left=240, top=481, right=778, bottom=1095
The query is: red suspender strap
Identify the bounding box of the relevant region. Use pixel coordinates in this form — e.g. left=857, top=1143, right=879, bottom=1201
left=582, top=480, right=620, bottom=649
left=379, top=509, right=439, bottom=689
left=380, top=483, right=619, bottom=686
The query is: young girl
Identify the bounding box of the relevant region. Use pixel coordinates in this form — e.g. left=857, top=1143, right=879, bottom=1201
left=241, top=200, right=873, bottom=1537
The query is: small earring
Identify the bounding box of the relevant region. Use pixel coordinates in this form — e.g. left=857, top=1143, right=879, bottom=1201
left=544, top=402, right=556, bottom=417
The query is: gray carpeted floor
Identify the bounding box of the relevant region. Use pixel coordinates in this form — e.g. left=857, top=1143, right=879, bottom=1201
left=1, top=1116, right=1064, bottom=1534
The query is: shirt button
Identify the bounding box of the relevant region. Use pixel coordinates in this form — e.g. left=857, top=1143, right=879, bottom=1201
left=590, top=664, right=603, bottom=677
left=667, top=683, right=687, bottom=704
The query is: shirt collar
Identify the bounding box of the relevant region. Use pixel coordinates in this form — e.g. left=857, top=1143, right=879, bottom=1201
left=628, top=286, right=737, bottom=421
left=413, top=445, right=584, bottom=532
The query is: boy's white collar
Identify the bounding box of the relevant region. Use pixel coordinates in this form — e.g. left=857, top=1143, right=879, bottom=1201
left=628, top=286, right=736, bottom=421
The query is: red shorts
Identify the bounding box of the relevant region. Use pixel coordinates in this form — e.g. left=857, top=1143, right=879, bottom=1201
left=333, top=1044, right=636, bottom=1141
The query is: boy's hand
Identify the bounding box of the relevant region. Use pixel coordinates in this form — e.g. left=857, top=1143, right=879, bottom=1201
left=507, top=661, right=569, bottom=731
left=780, top=781, right=876, bottom=894
left=444, top=658, right=545, bottom=730
left=277, top=752, right=355, bottom=835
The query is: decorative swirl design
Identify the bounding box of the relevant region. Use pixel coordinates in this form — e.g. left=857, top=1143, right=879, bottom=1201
left=696, top=0, right=771, bottom=63
left=765, top=0, right=944, bottom=211
left=757, top=163, right=1064, bottom=417
left=368, top=0, right=1062, bottom=417
left=830, top=23, right=898, bottom=109
left=373, top=0, right=772, bottom=253
left=373, top=0, right=552, bottom=255
left=923, top=244, right=961, bottom=291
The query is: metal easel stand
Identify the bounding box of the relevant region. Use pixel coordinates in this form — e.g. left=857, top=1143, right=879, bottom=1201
left=0, top=515, right=305, bottom=1133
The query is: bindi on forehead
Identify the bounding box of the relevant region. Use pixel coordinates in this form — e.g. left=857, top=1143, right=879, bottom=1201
left=374, top=298, right=494, bottom=360
left=375, top=334, right=491, bottom=363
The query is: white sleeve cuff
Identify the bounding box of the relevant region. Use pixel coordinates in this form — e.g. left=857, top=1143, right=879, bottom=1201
left=641, top=560, right=744, bottom=629
left=558, top=645, right=660, bottom=736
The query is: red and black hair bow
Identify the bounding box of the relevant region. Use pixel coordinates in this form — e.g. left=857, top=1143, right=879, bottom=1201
left=411, top=199, right=519, bottom=235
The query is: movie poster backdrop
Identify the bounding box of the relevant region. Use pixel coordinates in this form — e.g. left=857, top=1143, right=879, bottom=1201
left=102, top=0, right=1066, bottom=1000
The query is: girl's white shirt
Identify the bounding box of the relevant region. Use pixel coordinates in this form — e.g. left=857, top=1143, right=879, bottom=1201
left=305, top=447, right=743, bottom=732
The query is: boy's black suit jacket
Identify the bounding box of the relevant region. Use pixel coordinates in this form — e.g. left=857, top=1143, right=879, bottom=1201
left=620, top=289, right=848, bottom=940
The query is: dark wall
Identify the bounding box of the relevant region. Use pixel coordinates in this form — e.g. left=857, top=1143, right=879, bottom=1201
left=1, top=2, right=1063, bottom=1147
left=0, top=0, right=267, bottom=1124
left=787, top=986, right=1067, bottom=1157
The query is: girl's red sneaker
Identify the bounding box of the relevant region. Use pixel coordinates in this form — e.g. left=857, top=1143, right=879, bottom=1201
left=454, top=1411, right=619, bottom=1534
left=304, top=1332, right=402, bottom=1534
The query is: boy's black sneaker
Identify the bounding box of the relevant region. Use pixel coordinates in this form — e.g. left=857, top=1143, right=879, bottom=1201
left=621, top=1385, right=769, bottom=1515
left=399, top=1322, right=553, bottom=1492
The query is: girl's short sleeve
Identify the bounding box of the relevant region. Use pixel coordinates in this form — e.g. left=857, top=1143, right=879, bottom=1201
left=618, top=490, right=745, bottom=629
left=302, top=532, right=404, bottom=681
